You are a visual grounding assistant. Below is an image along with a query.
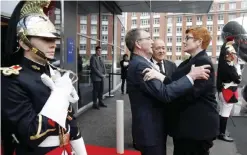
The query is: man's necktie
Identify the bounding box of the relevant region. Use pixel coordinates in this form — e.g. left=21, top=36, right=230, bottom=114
left=157, top=62, right=165, bottom=75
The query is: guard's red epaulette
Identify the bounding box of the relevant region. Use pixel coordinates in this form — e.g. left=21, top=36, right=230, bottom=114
left=0, top=65, right=22, bottom=76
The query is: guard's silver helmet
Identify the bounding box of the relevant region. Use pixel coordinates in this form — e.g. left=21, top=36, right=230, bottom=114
left=222, top=16, right=247, bottom=62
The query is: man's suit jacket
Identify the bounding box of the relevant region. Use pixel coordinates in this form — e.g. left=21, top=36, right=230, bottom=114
left=90, top=54, right=106, bottom=82
left=127, top=54, right=193, bottom=146
left=167, top=51, right=219, bottom=140
left=164, top=60, right=177, bottom=77
left=151, top=59, right=177, bottom=77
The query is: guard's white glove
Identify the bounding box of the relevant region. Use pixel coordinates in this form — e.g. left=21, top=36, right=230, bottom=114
left=51, top=71, right=79, bottom=104
left=142, top=68, right=166, bottom=82
left=235, top=63, right=242, bottom=76
left=40, top=72, right=74, bottom=129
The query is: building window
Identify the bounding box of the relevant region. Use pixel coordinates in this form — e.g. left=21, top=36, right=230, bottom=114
left=91, top=25, right=97, bottom=32
left=218, top=14, right=224, bottom=21
left=154, top=18, right=159, bottom=24
left=153, top=37, right=159, bottom=40
left=102, top=15, right=108, bottom=21
left=132, top=20, right=137, bottom=26
left=91, top=44, right=96, bottom=50
left=176, top=27, right=182, bottom=33
left=167, top=37, right=172, bottom=43
left=218, top=25, right=224, bottom=31
left=91, top=35, right=97, bottom=40
left=56, top=14, right=61, bottom=20
left=176, top=36, right=182, bottom=42
left=176, top=46, right=181, bottom=52
left=228, top=14, right=236, bottom=20
left=80, top=36, right=86, bottom=41
left=217, top=35, right=222, bottom=41
left=167, top=17, right=172, bottom=23
left=102, top=35, right=108, bottom=42
left=186, top=26, right=192, bottom=29
left=218, top=3, right=225, bottom=11
left=141, top=12, right=149, bottom=16
left=207, top=15, right=212, bottom=21
left=91, top=15, right=97, bottom=21
left=167, top=46, right=172, bottom=52
left=80, top=25, right=87, bottom=31
left=177, top=17, right=182, bottom=23
left=242, top=1, right=247, bottom=8
left=167, top=27, right=172, bottom=33
left=217, top=45, right=221, bottom=52
left=141, top=19, right=149, bottom=25
left=207, top=25, right=213, bottom=32
left=154, top=28, right=159, bottom=33
left=80, top=16, right=87, bottom=21
left=217, top=26, right=223, bottom=34
left=187, top=16, right=192, bottom=22
left=176, top=56, right=182, bottom=60
left=132, top=12, right=136, bottom=16
left=167, top=56, right=172, bottom=60
left=229, top=2, right=236, bottom=10
left=102, top=25, right=108, bottom=31
left=80, top=45, right=86, bottom=50
left=197, top=16, right=202, bottom=22
left=121, top=36, right=124, bottom=42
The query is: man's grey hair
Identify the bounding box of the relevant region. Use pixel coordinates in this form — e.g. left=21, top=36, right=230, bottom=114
left=125, top=28, right=142, bottom=53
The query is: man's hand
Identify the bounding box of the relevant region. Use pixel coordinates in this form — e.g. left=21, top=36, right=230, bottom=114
left=188, top=64, right=211, bottom=80
left=142, top=68, right=166, bottom=82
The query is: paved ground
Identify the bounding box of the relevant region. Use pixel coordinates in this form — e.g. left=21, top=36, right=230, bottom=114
left=76, top=89, right=246, bottom=155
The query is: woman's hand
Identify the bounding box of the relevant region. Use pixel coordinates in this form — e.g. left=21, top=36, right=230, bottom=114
left=142, top=68, right=166, bottom=82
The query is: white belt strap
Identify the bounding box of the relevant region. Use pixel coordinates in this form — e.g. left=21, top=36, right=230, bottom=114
left=223, top=82, right=238, bottom=89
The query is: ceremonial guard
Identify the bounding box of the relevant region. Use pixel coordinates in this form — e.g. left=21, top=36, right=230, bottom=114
left=220, top=16, right=247, bottom=103
left=1, top=1, right=87, bottom=155
left=216, top=38, right=241, bottom=142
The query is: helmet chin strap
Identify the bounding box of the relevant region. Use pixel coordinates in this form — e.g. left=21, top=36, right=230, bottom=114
left=18, top=32, right=53, bottom=63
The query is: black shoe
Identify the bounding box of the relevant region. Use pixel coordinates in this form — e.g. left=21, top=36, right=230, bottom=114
left=99, top=104, right=107, bottom=107
left=93, top=104, right=100, bottom=110
left=218, top=134, right=234, bottom=142
left=99, top=101, right=107, bottom=107
left=132, top=142, right=139, bottom=150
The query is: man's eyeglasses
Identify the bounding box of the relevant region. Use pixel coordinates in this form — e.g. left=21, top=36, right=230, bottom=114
left=137, top=37, right=152, bottom=41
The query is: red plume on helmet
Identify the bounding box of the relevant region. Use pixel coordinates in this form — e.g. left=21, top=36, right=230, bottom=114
left=226, top=36, right=234, bottom=42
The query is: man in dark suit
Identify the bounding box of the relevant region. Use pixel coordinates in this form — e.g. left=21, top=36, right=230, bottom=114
left=151, top=39, right=177, bottom=77
left=125, top=28, right=211, bottom=155
left=90, top=46, right=107, bottom=109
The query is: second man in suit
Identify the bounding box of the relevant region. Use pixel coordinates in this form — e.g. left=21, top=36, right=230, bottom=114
left=90, top=46, right=107, bottom=109
left=151, top=39, right=177, bottom=77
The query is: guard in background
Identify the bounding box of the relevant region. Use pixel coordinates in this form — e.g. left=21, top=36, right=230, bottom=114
left=216, top=39, right=241, bottom=142
left=1, top=1, right=87, bottom=154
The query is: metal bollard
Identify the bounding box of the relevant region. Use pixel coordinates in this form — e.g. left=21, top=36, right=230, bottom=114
left=116, top=100, right=124, bottom=154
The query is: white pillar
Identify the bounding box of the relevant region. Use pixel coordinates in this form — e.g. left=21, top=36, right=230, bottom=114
left=113, top=14, right=118, bottom=89
left=116, top=100, right=124, bottom=154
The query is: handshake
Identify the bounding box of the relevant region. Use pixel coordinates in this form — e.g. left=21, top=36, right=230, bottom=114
left=40, top=72, right=79, bottom=129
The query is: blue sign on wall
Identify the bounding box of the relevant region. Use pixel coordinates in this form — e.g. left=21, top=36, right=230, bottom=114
left=67, top=38, right=75, bottom=63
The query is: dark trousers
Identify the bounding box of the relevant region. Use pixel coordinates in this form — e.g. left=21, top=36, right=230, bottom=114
left=121, top=78, right=126, bottom=93
left=138, top=145, right=166, bottom=155
left=92, top=81, right=104, bottom=104
left=173, top=138, right=214, bottom=155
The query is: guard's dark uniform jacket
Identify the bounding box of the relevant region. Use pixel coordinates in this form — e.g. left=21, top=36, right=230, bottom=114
left=1, top=57, right=81, bottom=155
